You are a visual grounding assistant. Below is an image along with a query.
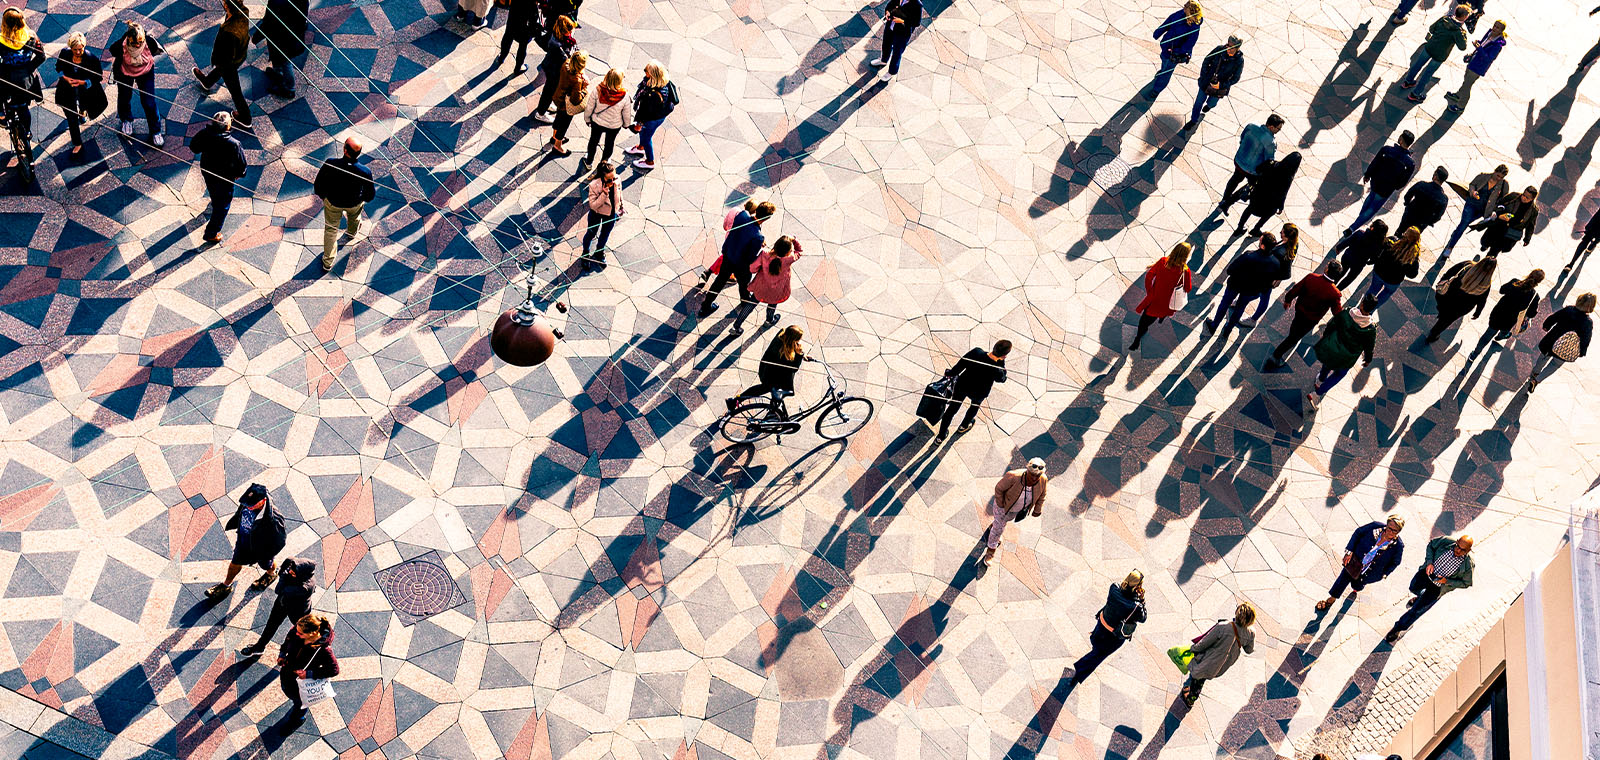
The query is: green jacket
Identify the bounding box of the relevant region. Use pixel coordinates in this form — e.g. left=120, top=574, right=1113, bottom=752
left=1422, top=17, right=1468, bottom=62
left=1423, top=536, right=1474, bottom=593
left=1313, top=309, right=1377, bottom=371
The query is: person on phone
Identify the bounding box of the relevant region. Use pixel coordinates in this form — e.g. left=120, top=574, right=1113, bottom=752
left=1145, top=1, right=1203, bottom=99
left=580, top=160, right=621, bottom=268
left=106, top=22, right=164, bottom=144
left=1181, top=602, right=1255, bottom=706
left=1477, top=186, right=1538, bottom=256
left=1070, top=570, right=1146, bottom=683
left=1440, top=164, right=1507, bottom=257
left=1305, top=295, right=1380, bottom=410
left=54, top=32, right=103, bottom=156
left=1445, top=20, right=1505, bottom=113
left=937, top=340, right=1009, bottom=441
left=1264, top=260, right=1343, bottom=370
left=1183, top=35, right=1243, bottom=131
left=869, top=0, right=922, bottom=83
left=1314, top=517, right=1405, bottom=612
left=1385, top=535, right=1473, bottom=642
left=1129, top=241, right=1194, bottom=352
left=276, top=614, right=339, bottom=729
left=981, top=458, right=1049, bottom=567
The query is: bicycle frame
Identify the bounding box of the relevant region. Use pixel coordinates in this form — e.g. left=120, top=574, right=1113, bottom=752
left=762, top=361, right=843, bottom=424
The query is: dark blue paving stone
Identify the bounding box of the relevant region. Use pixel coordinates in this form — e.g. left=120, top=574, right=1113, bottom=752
left=91, top=558, right=153, bottom=623
left=71, top=626, right=117, bottom=673
left=390, top=679, right=436, bottom=735
left=0, top=363, right=52, bottom=423
left=84, top=661, right=158, bottom=734
left=92, top=385, right=146, bottom=422
left=126, top=510, right=169, bottom=560
left=89, top=455, right=151, bottom=518
left=410, top=638, right=464, bottom=683
left=65, top=298, right=126, bottom=335
left=0, top=213, right=40, bottom=248
left=1, top=294, right=54, bottom=330
left=5, top=552, right=75, bottom=598
left=310, top=416, right=367, bottom=458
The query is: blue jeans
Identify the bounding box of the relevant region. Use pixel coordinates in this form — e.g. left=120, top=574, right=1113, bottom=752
left=1191, top=87, right=1220, bottom=123
left=637, top=118, right=664, bottom=163
left=1391, top=0, right=1420, bottom=19
left=1346, top=189, right=1393, bottom=234
left=1207, top=286, right=1250, bottom=332
left=1148, top=50, right=1180, bottom=96
left=1402, top=48, right=1444, bottom=98
left=1443, top=203, right=1485, bottom=252
left=116, top=70, right=161, bottom=133
left=1366, top=275, right=1402, bottom=306
left=882, top=22, right=912, bottom=75
left=1314, top=365, right=1350, bottom=395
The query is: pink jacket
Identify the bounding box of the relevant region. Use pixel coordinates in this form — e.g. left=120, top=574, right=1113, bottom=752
left=748, top=249, right=799, bottom=304
left=588, top=179, right=620, bottom=216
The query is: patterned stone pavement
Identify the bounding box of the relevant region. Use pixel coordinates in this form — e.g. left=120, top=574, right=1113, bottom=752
left=0, top=0, right=1598, bottom=758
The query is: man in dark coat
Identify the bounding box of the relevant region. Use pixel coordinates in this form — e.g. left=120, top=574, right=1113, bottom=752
left=254, top=0, right=309, bottom=97
left=1204, top=234, right=1281, bottom=339
left=870, top=0, right=922, bottom=83
left=938, top=340, right=1010, bottom=440
left=191, top=111, right=248, bottom=244
left=1398, top=166, right=1451, bottom=234
left=1342, top=130, right=1417, bottom=237
left=206, top=483, right=287, bottom=599
left=1184, top=35, right=1243, bottom=130
left=240, top=557, right=317, bottom=658
left=698, top=202, right=772, bottom=335
left=1315, top=516, right=1406, bottom=611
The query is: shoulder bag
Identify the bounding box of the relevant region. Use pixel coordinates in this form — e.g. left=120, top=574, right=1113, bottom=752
left=1552, top=331, right=1582, bottom=362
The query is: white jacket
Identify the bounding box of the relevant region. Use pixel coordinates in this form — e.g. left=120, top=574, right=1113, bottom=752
left=585, top=86, right=632, bottom=130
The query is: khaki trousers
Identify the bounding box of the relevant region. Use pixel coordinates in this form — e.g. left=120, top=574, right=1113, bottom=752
left=322, top=201, right=363, bottom=266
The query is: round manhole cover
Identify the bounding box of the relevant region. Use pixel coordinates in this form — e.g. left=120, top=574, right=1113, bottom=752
left=375, top=553, right=467, bottom=624
left=1093, top=157, right=1131, bottom=188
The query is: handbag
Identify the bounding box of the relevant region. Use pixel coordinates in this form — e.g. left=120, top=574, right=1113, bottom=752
left=1167, top=645, right=1194, bottom=674
left=563, top=86, right=587, bottom=115
left=1552, top=331, right=1582, bottom=362
left=80, top=84, right=107, bottom=120
left=1511, top=304, right=1535, bottom=336
left=916, top=376, right=955, bottom=426
left=1168, top=285, right=1189, bottom=311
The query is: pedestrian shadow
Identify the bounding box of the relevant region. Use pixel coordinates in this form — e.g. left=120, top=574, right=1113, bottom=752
left=1432, top=391, right=1526, bottom=535
left=1383, top=348, right=1482, bottom=509
left=1030, top=94, right=1155, bottom=221
left=774, top=0, right=956, bottom=96
left=1215, top=606, right=1347, bottom=759
left=1534, top=119, right=1600, bottom=236
left=1298, top=20, right=1395, bottom=150
left=1324, top=335, right=1446, bottom=507
left=1306, top=109, right=1410, bottom=228
left=1014, top=363, right=1122, bottom=496
left=1300, top=643, right=1396, bottom=756
left=726, top=71, right=885, bottom=201
left=1131, top=693, right=1195, bottom=759
left=1070, top=382, right=1187, bottom=517
left=997, top=670, right=1083, bottom=759
left=1516, top=68, right=1590, bottom=170
left=1064, top=114, right=1197, bottom=261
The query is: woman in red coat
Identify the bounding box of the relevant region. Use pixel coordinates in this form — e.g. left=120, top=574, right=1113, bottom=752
left=749, top=236, right=801, bottom=326
left=1129, top=241, right=1195, bottom=350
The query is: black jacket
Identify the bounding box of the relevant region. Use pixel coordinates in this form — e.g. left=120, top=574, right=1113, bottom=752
left=1540, top=305, right=1593, bottom=357
left=1399, top=180, right=1449, bottom=230
left=191, top=123, right=247, bottom=182
left=1245, top=153, right=1300, bottom=216
left=633, top=81, right=678, bottom=123
left=271, top=558, right=317, bottom=621
left=255, top=0, right=310, bottom=59
left=1371, top=240, right=1420, bottom=285
left=314, top=155, right=376, bottom=208
left=885, top=0, right=923, bottom=27
left=947, top=347, right=1006, bottom=400
left=279, top=623, right=339, bottom=678
left=1097, top=583, right=1147, bottom=638
left=211, top=14, right=251, bottom=69
left=53, top=48, right=104, bottom=107
left=1197, top=45, right=1244, bottom=96
left=1224, top=246, right=1282, bottom=295
left=1587, top=208, right=1600, bottom=237
left=1486, top=281, right=1540, bottom=332
left=1342, top=522, right=1405, bottom=584
left=756, top=337, right=803, bottom=391
left=1363, top=143, right=1417, bottom=197
left=503, top=0, right=540, bottom=42
left=106, top=35, right=165, bottom=84
left=1338, top=227, right=1388, bottom=274
left=1480, top=192, right=1539, bottom=248
left=224, top=498, right=287, bottom=565
left=1435, top=261, right=1490, bottom=318
left=539, top=32, right=576, bottom=74
left=0, top=36, right=45, bottom=102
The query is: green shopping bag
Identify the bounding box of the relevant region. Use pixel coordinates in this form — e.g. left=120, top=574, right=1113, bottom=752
left=1167, top=645, right=1194, bottom=675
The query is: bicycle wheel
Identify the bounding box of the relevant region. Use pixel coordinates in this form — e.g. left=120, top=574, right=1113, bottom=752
left=815, top=397, right=874, bottom=440
left=10, top=121, right=31, bottom=185
left=720, top=401, right=775, bottom=444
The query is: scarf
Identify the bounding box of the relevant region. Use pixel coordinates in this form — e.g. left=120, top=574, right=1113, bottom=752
left=1455, top=261, right=1495, bottom=296
left=598, top=84, right=626, bottom=105
left=120, top=38, right=153, bottom=77
left=1350, top=309, right=1375, bottom=329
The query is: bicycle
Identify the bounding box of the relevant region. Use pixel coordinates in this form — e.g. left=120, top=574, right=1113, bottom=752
left=719, top=357, right=875, bottom=444
left=3, top=98, right=34, bottom=185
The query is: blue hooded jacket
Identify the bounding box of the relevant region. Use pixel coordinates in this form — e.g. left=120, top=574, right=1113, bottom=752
left=1153, top=10, right=1201, bottom=59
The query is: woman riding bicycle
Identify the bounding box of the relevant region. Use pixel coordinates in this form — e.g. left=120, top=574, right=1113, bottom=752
left=0, top=8, right=45, bottom=137
left=725, top=325, right=804, bottom=414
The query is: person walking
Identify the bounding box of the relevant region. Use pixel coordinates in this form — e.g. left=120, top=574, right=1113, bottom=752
left=1568, top=206, right=1600, bottom=276
left=937, top=340, right=1010, bottom=441
left=1180, top=602, right=1256, bottom=707
left=1476, top=186, right=1538, bottom=256
left=980, top=458, right=1049, bottom=566
left=530, top=16, right=577, bottom=123
left=1129, top=241, right=1195, bottom=351
left=726, top=325, right=804, bottom=411
left=0, top=8, right=44, bottom=139
left=205, top=483, right=287, bottom=600
left=544, top=50, right=586, bottom=157
left=53, top=32, right=104, bottom=157
left=749, top=236, right=801, bottom=325
left=455, top=0, right=493, bottom=29
left=490, top=0, right=538, bottom=74
left=1242, top=222, right=1300, bottom=325
left=1445, top=20, right=1505, bottom=113
left=1385, top=535, right=1474, bottom=642
left=1397, top=166, right=1451, bottom=236
left=579, top=160, right=621, bottom=268
left=869, top=0, right=922, bottom=83
left=625, top=61, right=677, bottom=170
left=1265, top=260, right=1343, bottom=369
left=276, top=613, right=340, bottom=730
left=312, top=136, right=375, bottom=272
left=1441, top=164, right=1507, bottom=257
left=1342, top=131, right=1417, bottom=238
left=1184, top=35, right=1243, bottom=131
left=1219, top=114, right=1283, bottom=214
left=581, top=68, right=630, bottom=170
left=1525, top=293, right=1595, bottom=392
left=190, top=111, right=248, bottom=245
left=1070, top=570, right=1147, bottom=684
left=239, top=557, right=316, bottom=658
left=191, top=0, right=253, bottom=128
left=106, top=22, right=163, bottom=145
left=1425, top=255, right=1496, bottom=343
left=1337, top=220, right=1390, bottom=289
left=1144, top=1, right=1203, bottom=99
left=1203, top=233, right=1280, bottom=339
left=254, top=0, right=309, bottom=98
left=1472, top=268, right=1542, bottom=356
left=1399, top=4, right=1470, bottom=104
left=1365, top=226, right=1422, bottom=307
left=1314, top=516, right=1406, bottom=612
left=1305, top=294, right=1379, bottom=409
left=698, top=201, right=772, bottom=331
left=1234, top=150, right=1299, bottom=236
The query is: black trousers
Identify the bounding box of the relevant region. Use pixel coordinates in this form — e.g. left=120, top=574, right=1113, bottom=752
left=499, top=33, right=531, bottom=66
left=204, top=178, right=236, bottom=238
left=253, top=597, right=296, bottom=651
left=1070, top=622, right=1126, bottom=683
left=1271, top=311, right=1321, bottom=361
left=1571, top=232, right=1600, bottom=268
left=534, top=69, right=561, bottom=114
left=280, top=669, right=301, bottom=708
left=1391, top=569, right=1444, bottom=634
left=938, top=390, right=983, bottom=436
left=586, top=126, right=620, bottom=164
left=266, top=46, right=300, bottom=95
left=60, top=89, right=83, bottom=145
left=1327, top=567, right=1368, bottom=598
left=1428, top=304, right=1474, bottom=341
left=1220, top=164, right=1256, bottom=209
left=198, top=64, right=250, bottom=120
left=700, top=266, right=753, bottom=315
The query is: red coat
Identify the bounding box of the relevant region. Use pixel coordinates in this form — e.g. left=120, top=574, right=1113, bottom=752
left=749, top=250, right=799, bottom=305
left=1134, top=261, right=1192, bottom=318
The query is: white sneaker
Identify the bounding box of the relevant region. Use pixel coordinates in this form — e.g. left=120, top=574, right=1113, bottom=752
left=877, top=68, right=891, bottom=82
left=120, top=120, right=133, bottom=136
left=533, top=112, right=555, bottom=124
left=153, top=134, right=165, bottom=147
left=870, top=58, right=888, bottom=67
left=633, top=159, right=655, bottom=170
left=624, top=145, right=645, bottom=156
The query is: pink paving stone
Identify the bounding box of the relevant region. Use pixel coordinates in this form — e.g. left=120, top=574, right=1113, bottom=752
left=615, top=592, right=638, bottom=646
left=177, top=446, right=226, bottom=503
left=336, top=534, right=370, bottom=589
left=470, top=563, right=514, bottom=620
left=181, top=505, right=216, bottom=561
left=504, top=710, right=552, bottom=760
left=670, top=741, right=699, bottom=760
left=445, top=376, right=487, bottom=426
left=19, top=621, right=63, bottom=683
left=224, top=215, right=284, bottom=251
left=347, top=681, right=386, bottom=743
left=186, top=648, right=239, bottom=715
left=0, top=484, right=57, bottom=531
left=477, top=511, right=520, bottom=562
left=621, top=536, right=663, bottom=593
left=51, top=242, right=112, bottom=280
left=330, top=478, right=376, bottom=531
left=630, top=594, right=661, bottom=650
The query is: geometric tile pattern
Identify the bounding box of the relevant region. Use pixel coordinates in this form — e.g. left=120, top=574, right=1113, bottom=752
left=0, top=0, right=1597, bottom=759
left=374, top=551, right=470, bottom=625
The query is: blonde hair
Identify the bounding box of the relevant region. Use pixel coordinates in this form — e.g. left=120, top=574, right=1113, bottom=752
left=565, top=50, right=588, bottom=78
left=1233, top=602, right=1256, bottom=627
left=121, top=22, right=146, bottom=47
left=1280, top=223, right=1300, bottom=261
left=1578, top=293, right=1598, bottom=313
left=66, top=31, right=85, bottom=49
left=1164, top=241, right=1192, bottom=269
left=1120, top=570, right=1144, bottom=593
left=0, top=8, right=27, bottom=41
left=1183, top=1, right=1202, bottom=25
left=644, top=60, right=669, bottom=88
left=1389, top=227, right=1422, bottom=265
left=602, top=68, right=624, bottom=90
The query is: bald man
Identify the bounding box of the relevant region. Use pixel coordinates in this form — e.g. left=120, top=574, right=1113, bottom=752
left=1386, top=534, right=1474, bottom=642
left=313, top=137, right=376, bottom=271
